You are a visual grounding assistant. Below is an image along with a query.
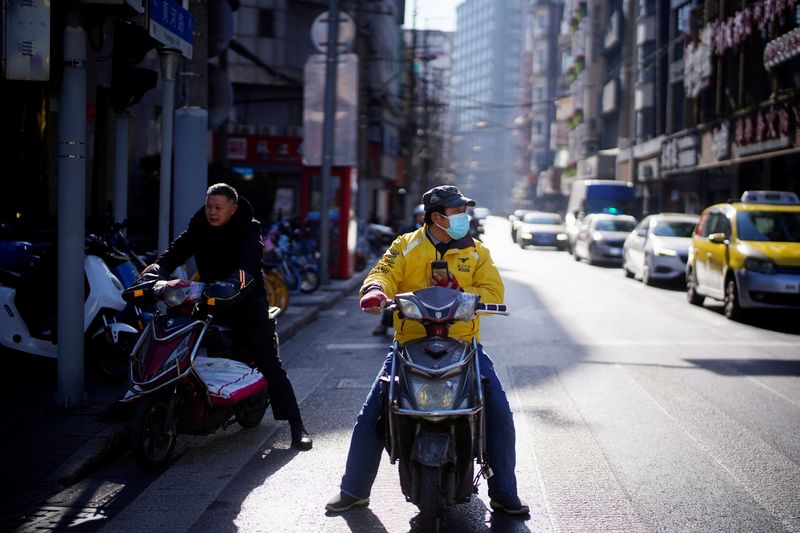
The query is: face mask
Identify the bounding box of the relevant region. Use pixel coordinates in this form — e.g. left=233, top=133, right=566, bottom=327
left=437, top=212, right=470, bottom=240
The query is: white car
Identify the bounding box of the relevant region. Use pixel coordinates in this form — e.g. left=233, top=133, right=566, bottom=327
left=623, top=213, right=699, bottom=285
left=573, top=214, right=637, bottom=264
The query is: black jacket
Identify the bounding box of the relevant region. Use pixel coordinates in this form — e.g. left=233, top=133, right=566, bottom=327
left=156, top=196, right=263, bottom=287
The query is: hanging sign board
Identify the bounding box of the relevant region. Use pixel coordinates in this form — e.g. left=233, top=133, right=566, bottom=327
left=148, top=0, right=194, bottom=59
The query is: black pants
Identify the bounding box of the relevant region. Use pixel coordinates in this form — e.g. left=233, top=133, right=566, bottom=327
left=216, top=293, right=302, bottom=424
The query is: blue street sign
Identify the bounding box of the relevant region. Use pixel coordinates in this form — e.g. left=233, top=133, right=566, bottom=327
left=149, top=0, right=194, bottom=59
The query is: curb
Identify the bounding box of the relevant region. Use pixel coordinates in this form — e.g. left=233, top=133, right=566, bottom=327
left=30, top=270, right=368, bottom=499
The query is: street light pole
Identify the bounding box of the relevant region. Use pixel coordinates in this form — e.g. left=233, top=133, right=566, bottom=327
left=157, top=49, right=181, bottom=253
left=56, top=10, right=87, bottom=410
left=319, top=0, right=341, bottom=285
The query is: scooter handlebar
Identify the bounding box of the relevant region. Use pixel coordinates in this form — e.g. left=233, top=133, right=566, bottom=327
left=476, top=303, right=508, bottom=315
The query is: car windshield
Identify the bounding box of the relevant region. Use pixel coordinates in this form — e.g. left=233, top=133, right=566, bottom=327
left=736, top=211, right=800, bottom=242
left=652, top=221, right=696, bottom=237
left=594, top=219, right=635, bottom=232
left=522, top=213, right=561, bottom=225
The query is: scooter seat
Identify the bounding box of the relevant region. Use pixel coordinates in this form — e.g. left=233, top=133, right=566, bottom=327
left=194, top=356, right=268, bottom=407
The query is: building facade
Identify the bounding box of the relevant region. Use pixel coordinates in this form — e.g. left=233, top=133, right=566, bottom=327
left=450, top=0, right=524, bottom=213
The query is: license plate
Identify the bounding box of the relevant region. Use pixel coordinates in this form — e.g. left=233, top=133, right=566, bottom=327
left=784, top=282, right=799, bottom=293
left=609, top=248, right=622, bottom=256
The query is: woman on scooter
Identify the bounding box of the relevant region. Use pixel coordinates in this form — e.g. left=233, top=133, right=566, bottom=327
left=325, top=185, right=529, bottom=515
left=151, top=183, right=312, bottom=450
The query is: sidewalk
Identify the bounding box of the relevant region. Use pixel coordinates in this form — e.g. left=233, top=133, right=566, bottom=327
left=0, top=272, right=366, bottom=521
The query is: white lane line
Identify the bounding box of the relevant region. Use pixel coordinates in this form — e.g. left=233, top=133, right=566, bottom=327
left=326, top=343, right=389, bottom=350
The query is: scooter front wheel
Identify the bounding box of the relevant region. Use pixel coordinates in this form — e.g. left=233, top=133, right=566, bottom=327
left=132, top=395, right=177, bottom=469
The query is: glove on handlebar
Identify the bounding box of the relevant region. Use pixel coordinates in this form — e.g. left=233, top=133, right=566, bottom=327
left=360, top=289, right=388, bottom=314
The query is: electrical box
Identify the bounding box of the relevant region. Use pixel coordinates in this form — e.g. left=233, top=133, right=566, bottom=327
left=2, top=0, right=50, bottom=81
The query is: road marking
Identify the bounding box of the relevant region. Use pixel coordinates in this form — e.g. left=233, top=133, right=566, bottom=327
left=326, top=342, right=388, bottom=350
left=484, top=339, right=800, bottom=348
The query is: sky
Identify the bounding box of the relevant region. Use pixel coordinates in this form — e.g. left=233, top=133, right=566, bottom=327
left=403, top=0, right=461, bottom=32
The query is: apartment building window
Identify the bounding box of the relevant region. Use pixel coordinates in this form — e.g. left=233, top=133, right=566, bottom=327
left=259, top=9, right=275, bottom=38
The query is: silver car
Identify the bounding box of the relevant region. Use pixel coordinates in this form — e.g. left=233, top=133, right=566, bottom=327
left=573, top=214, right=637, bottom=265
left=623, top=213, right=699, bottom=285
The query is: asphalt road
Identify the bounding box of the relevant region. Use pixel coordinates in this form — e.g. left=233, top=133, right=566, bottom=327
left=19, top=217, right=800, bottom=532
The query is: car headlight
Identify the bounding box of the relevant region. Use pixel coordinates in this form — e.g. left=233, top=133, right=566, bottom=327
left=592, top=232, right=604, bottom=241
left=654, top=246, right=678, bottom=257
left=408, top=374, right=461, bottom=411
left=557, top=233, right=567, bottom=240
left=453, top=293, right=479, bottom=321
left=398, top=299, right=424, bottom=319
left=744, top=257, right=776, bottom=274
left=521, top=232, right=532, bottom=239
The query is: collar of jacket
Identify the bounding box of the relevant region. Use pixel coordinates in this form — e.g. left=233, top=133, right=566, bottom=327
left=423, top=225, right=475, bottom=255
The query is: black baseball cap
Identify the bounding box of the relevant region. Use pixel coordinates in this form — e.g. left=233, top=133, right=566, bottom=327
left=422, top=185, right=476, bottom=211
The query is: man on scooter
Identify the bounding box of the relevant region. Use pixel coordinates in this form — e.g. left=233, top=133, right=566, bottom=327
left=326, top=185, right=529, bottom=515
left=151, top=183, right=312, bottom=450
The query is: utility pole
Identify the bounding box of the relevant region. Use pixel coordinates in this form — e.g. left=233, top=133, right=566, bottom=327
left=173, top=0, right=210, bottom=239
left=319, top=0, right=341, bottom=285
left=157, top=49, right=181, bottom=253
left=56, top=10, right=87, bottom=410
left=405, top=0, right=418, bottom=218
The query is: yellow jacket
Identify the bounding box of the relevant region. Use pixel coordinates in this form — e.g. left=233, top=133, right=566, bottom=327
left=360, top=226, right=504, bottom=344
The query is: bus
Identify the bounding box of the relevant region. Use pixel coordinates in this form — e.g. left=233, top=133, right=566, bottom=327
left=564, top=179, right=637, bottom=252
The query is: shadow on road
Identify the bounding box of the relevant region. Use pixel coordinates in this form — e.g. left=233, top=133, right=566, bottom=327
left=686, top=358, right=800, bottom=377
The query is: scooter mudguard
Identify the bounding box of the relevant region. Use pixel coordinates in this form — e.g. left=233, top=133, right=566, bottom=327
left=0, top=286, right=57, bottom=358
left=90, top=321, right=139, bottom=343
left=410, top=430, right=457, bottom=467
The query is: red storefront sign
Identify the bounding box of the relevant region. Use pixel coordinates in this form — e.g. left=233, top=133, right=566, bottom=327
left=217, top=135, right=303, bottom=167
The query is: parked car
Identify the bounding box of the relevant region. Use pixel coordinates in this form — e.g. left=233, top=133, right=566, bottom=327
left=573, top=214, right=637, bottom=265
left=469, top=207, right=491, bottom=239
left=686, top=190, right=800, bottom=320
left=509, top=209, right=533, bottom=243
left=623, top=213, right=700, bottom=285
left=516, top=211, right=566, bottom=249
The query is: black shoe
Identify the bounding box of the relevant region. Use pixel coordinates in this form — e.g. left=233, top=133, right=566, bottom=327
left=290, top=425, right=313, bottom=450
left=490, top=497, right=530, bottom=516
left=325, top=491, right=369, bottom=513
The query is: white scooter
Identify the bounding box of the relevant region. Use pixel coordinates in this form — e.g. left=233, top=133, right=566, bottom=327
left=0, top=251, right=139, bottom=376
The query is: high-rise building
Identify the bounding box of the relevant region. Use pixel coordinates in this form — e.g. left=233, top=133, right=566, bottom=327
left=450, top=0, right=524, bottom=213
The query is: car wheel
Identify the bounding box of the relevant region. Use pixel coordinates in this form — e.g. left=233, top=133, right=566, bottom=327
left=686, top=267, right=704, bottom=306
left=586, top=244, right=596, bottom=265
left=573, top=247, right=581, bottom=261
left=642, top=254, right=653, bottom=286
left=724, top=277, right=745, bottom=320
left=622, top=254, right=634, bottom=278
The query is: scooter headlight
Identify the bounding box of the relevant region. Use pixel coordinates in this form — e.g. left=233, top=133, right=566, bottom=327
left=408, top=374, right=462, bottom=411
left=398, top=299, right=424, bottom=319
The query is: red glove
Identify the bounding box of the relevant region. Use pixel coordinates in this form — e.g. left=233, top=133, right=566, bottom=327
left=360, top=289, right=388, bottom=314
left=432, top=272, right=461, bottom=291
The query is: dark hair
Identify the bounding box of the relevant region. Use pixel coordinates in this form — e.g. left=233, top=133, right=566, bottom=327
left=424, top=205, right=447, bottom=226
left=206, top=183, right=238, bottom=203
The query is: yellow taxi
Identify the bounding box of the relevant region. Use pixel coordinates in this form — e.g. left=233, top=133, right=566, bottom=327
left=686, top=191, right=800, bottom=320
